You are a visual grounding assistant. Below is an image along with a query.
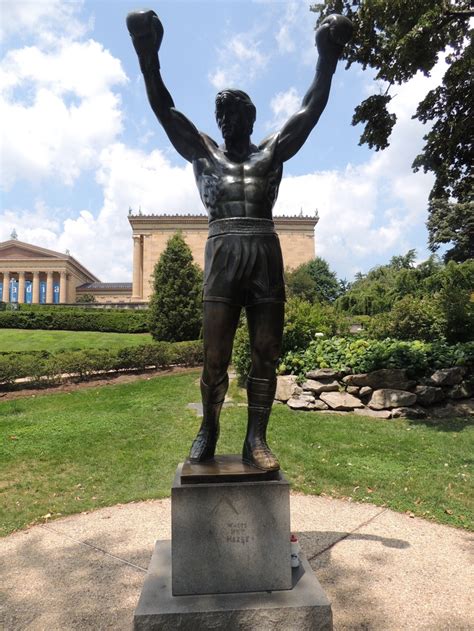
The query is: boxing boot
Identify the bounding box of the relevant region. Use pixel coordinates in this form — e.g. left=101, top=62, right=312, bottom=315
left=242, top=376, right=280, bottom=471
left=189, top=375, right=228, bottom=462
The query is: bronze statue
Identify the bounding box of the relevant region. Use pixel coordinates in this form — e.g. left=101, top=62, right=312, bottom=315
left=126, top=9, right=352, bottom=471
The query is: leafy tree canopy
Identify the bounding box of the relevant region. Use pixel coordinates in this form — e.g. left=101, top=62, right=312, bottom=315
left=286, top=256, right=343, bottom=303
left=148, top=233, right=202, bottom=342
left=312, top=1, right=473, bottom=261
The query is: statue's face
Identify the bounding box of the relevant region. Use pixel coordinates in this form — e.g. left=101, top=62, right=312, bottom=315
left=216, top=97, right=253, bottom=142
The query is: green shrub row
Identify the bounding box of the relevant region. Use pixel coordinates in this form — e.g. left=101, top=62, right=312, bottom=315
left=279, top=337, right=474, bottom=379
left=0, top=307, right=150, bottom=333
left=0, top=341, right=203, bottom=387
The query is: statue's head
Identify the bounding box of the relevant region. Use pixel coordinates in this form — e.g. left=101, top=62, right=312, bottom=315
left=215, top=89, right=256, bottom=141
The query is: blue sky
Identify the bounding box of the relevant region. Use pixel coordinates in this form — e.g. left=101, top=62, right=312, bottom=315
left=1, top=0, right=443, bottom=282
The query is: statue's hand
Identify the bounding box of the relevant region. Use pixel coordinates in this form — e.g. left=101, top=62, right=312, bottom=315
left=126, top=9, right=164, bottom=62
left=315, top=14, right=353, bottom=59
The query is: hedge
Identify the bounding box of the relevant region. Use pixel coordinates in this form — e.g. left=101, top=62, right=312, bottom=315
left=0, top=306, right=150, bottom=333
left=0, top=340, right=203, bottom=388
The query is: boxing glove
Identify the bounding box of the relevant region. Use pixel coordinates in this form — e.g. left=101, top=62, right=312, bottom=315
left=126, top=9, right=164, bottom=70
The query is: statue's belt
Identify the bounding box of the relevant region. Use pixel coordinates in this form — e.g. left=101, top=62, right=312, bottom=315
left=208, top=217, right=275, bottom=237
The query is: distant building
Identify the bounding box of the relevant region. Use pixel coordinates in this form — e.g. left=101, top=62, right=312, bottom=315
left=0, top=239, right=98, bottom=304
left=1, top=213, right=318, bottom=305
left=128, top=213, right=319, bottom=302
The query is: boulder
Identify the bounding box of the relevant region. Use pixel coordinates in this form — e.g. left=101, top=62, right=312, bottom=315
left=353, top=407, right=392, bottom=420
left=343, top=368, right=413, bottom=390
left=275, top=376, right=301, bottom=402
left=429, top=367, right=465, bottom=387
left=391, top=406, right=427, bottom=419
left=302, top=379, right=339, bottom=395
left=414, top=385, right=439, bottom=406
left=359, top=386, right=373, bottom=399
left=306, top=368, right=339, bottom=380
left=447, top=381, right=473, bottom=399
left=346, top=385, right=360, bottom=396
left=429, top=399, right=474, bottom=418
left=287, top=394, right=316, bottom=410
left=312, top=399, right=330, bottom=411
left=320, top=391, right=364, bottom=411
left=369, top=389, right=417, bottom=410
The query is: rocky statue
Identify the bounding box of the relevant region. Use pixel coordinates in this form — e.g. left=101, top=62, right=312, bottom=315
left=126, top=8, right=353, bottom=471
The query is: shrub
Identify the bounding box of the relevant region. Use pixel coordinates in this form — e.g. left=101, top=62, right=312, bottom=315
left=0, top=306, right=149, bottom=333
left=367, top=296, right=446, bottom=341
left=149, top=233, right=203, bottom=342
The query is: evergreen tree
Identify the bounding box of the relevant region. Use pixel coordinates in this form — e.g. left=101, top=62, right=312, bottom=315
left=148, top=233, right=202, bottom=341
left=312, top=1, right=473, bottom=261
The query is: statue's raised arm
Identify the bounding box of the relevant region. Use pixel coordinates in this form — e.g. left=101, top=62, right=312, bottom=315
left=268, top=15, right=353, bottom=164
left=126, top=10, right=210, bottom=163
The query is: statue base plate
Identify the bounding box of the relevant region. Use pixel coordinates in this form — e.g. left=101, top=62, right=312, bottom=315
left=181, top=454, right=280, bottom=484
left=133, top=540, right=333, bottom=631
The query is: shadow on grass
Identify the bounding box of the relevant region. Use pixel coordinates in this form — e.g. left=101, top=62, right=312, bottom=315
left=407, top=415, right=473, bottom=432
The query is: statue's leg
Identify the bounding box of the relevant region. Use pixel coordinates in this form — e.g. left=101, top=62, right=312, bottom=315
left=243, top=302, right=284, bottom=471
left=189, top=301, right=241, bottom=462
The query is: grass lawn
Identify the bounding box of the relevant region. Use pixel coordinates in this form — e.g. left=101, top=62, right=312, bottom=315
left=1, top=371, right=472, bottom=536
left=0, top=328, right=152, bottom=352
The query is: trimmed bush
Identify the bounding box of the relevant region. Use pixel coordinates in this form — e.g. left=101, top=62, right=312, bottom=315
left=0, top=306, right=149, bottom=333
left=0, top=340, right=203, bottom=388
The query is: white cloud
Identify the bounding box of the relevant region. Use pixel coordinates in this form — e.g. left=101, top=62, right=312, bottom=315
left=267, top=86, right=301, bottom=130
left=0, top=40, right=127, bottom=189
left=0, top=144, right=203, bottom=281
left=209, top=32, right=269, bottom=89
left=0, top=0, right=89, bottom=44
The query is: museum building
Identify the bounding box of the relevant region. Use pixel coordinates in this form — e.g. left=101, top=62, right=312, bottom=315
left=0, top=213, right=318, bottom=305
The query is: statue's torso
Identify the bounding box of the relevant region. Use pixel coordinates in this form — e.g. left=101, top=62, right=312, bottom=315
left=193, top=136, right=282, bottom=223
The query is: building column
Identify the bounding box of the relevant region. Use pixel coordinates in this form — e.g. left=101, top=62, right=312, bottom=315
left=46, top=271, right=54, bottom=304
left=18, top=271, right=26, bottom=304
left=32, top=271, right=40, bottom=304
left=60, top=271, right=67, bottom=304
left=132, top=235, right=143, bottom=299
left=2, top=271, right=10, bottom=303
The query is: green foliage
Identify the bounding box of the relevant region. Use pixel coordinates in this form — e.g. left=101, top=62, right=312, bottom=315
left=286, top=257, right=342, bottom=303
left=0, top=306, right=149, bottom=333
left=232, top=297, right=349, bottom=381
left=0, top=340, right=203, bottom=388
left=76, top=293, right=97, bottom=303
left=149, top=233, right=202, bottom=342
left=280, top=336, right=474, bottom=379
left=367, top=296, right=446, bottom=342
left=312, top=1, right=473, bottom=262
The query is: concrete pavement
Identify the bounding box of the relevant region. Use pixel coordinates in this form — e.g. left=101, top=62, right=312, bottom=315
left=1, top=494, right=472, bottom=630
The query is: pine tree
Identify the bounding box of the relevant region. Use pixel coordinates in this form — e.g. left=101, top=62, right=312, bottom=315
left=149, top=233, right=203, bottom=341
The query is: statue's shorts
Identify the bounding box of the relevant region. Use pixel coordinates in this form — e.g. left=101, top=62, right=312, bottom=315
left=203, top=217, right=286, bottom=307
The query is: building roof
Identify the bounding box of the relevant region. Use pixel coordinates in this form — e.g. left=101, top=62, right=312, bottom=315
left=77, top=282, right=132, bottom=292
left=0, top=239, right=100, bottom=282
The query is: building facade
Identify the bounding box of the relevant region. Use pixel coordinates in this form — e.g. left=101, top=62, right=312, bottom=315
left=128, top=213, right=319, bottom=302
left=0, top=240, right=99, bottom=304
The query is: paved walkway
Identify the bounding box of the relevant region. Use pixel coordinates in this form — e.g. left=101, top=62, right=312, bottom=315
left=1, top=495, right=472, bottom=630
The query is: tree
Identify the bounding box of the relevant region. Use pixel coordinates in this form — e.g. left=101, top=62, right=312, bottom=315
left=76, top=293, right=96, bottom=304
left=312, top=1, right=473, bottom=261
left=286, top=257, right=342, bottom=303
left=148, top=233, right=202, bottom=342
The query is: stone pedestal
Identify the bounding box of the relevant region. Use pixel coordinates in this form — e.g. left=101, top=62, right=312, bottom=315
left=171, top=461, right=292, bottom=595
left=134, top=541, right=333, bottom=631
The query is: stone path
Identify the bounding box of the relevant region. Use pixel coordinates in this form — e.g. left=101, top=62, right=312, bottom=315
left=1, top=495, right=472, bottom=630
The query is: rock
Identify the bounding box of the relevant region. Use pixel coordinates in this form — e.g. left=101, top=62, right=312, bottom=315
left=312, top=399, right=330, bottom=410
left=302, top=379, right=339, bottom=395
left=353, top=407, right=392, bottom=419
left=447, top=381, right=473, bottom=399
left=343, top=368, right=413, bottom=390
left=287, top=395, right=316, bottom=410
left=428, top=399, right=474, bottom=418
left=391, top=406, right=427, bottom=419
left=369, top=389, right=417, bottom=410
left=429, top=367, right=465, bottom=387
left=346, top=385, right=360, bottom=396
left=320, top=391, right=364, bottom=411
left=359, top=386, right=373, bottom=398
left=275, top=376, right=300, bottom=402
left=305, top=368, right=339, bottom=380
left=414, top=385, right=439, bottom=406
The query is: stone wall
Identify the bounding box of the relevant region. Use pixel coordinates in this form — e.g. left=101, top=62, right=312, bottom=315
left=276, top=367, right=473, bottom=419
